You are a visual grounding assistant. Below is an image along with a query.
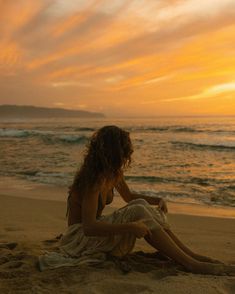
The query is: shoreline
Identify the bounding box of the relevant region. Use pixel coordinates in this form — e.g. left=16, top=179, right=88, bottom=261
left=0, top=176, right=234, bottom=219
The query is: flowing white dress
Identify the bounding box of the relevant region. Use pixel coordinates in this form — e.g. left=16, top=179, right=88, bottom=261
left=38, top=198, right=169, bottom=271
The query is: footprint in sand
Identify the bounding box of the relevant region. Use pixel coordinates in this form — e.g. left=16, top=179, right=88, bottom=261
left=41, top=236, right=63, bottom=251
left=4, top=226, right=24, bottom=232
left=0, top=256, right=9, bottom=265
left=3, top=260, right=24, bottom=269
left=224, top=279, right=235, bottom=294
left=0, top=242, right=18, bottom=250
left=0, top=242, right=35, bottom=271
left=42, top=239, right=59, bottom=245
left=42, top=234, right=63, bottom=245
left=94, top=280, right=151, bottom=294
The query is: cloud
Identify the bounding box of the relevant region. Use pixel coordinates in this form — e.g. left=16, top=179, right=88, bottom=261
left=0, top=0, right=235, bottom=115
left=51, top=81, right=91, bottom=87
left=160, top=81, right=235, bottom=102
left=143, top=75, right=173, bottom=85
left=105, top=75, right=124, bottom=84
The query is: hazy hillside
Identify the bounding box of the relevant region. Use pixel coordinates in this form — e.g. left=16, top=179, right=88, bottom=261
left=0, top=105, right=105, bottom=118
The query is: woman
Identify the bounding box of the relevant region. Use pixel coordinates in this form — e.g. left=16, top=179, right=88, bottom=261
left=39, top=125, right=234, bottom=274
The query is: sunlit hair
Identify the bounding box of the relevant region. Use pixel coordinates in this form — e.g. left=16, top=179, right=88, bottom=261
left=70, top=125, right=133, bottom=193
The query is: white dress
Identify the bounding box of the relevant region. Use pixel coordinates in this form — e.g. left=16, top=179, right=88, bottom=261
left=38, top=198, right=169, bottom=271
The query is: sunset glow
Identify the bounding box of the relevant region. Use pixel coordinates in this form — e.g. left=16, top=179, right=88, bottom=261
left=0, top=0, right=235, bottom=116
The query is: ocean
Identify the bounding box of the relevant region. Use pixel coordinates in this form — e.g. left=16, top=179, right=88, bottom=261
left=0, top=116, right=235, bottom=208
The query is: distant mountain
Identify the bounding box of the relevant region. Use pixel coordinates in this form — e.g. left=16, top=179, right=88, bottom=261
left=0, top=105, right=105, bottom=118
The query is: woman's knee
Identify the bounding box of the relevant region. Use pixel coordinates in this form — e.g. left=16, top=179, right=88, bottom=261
left=128, top=198, right=149, bottom=207
left=127, top=203, right=151, bottom=220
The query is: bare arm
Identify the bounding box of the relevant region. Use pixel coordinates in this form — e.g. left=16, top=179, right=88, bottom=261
left=115, top=176, right=168, bottom=213
left=82, top=185, right=150, bottom=237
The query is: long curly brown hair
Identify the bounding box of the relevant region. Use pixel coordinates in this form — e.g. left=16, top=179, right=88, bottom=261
left=70, top=125, right=133, bottom=193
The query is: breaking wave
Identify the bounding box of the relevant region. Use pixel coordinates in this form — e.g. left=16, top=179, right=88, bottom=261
left=0, top=128, right=89, bottom=145
left=171, top=141, right=235, bottom=151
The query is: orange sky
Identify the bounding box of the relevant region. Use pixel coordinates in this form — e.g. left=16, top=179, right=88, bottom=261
left=0, top=0, right=235, bottom=116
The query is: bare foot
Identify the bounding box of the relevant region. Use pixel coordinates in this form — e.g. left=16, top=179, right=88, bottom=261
left=195, top=255, right=224, bottom=264
left=190, top=262, right=226, bottom=275
left=223, top=264, right=235, bottom=276
left=195, top=263, right=235, bottom=276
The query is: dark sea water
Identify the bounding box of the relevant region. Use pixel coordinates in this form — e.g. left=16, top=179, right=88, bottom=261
left=0, top=117, right=235, bottom=208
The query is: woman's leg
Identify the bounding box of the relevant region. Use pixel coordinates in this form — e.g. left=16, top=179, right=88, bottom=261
left=123, top=201, right=234, bottom=274
left=164, top=229, right=223, bottom=264
left=144, top=227, right=232, bottom=275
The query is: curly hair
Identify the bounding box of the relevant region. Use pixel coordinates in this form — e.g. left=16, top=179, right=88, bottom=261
left=70, top=125, right=133, bottom=193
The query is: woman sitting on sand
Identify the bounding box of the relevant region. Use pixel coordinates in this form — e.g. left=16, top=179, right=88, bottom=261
left=39, top=125, right=234, bottom=274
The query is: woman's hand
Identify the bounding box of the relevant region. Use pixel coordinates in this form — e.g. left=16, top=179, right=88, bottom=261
left=131, top=220, right=152, bottom=238
left=158, top=198, right=168, bottom=214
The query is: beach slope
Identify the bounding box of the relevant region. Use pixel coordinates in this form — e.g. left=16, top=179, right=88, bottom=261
left=0, top=190, right=234, bottom=293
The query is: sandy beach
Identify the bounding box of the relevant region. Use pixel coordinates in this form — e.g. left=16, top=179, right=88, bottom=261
left=0, top=178, right=235, bottom=294
left=1, top=0, right=235, bottom=292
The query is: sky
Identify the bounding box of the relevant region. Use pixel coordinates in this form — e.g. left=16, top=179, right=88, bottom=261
left=0, top=0, right=235, bottom=117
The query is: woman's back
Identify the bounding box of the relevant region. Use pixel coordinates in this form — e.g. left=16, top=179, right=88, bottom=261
left=67, top=187, right=114, bottom=226
left=67, top=190, right=82, bottom=226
